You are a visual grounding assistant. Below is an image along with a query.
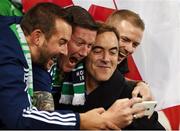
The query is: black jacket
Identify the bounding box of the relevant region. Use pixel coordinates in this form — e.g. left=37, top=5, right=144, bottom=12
left=55, top=69, right=165, bottom=130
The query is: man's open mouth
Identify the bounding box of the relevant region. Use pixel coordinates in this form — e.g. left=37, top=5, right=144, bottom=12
left=69, top=56, right=78, bottom=64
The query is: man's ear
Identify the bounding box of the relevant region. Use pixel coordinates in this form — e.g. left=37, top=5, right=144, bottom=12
left=30, top=29, right=45, bottom=46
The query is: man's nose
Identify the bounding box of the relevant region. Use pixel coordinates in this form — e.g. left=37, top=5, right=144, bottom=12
left=102, top=52, right=110, bottom=62
left=125, top=42, right=135, bottom=54
left=79, top=46, right=89, bottom=57
left=60, top=44, right=68, bottom=56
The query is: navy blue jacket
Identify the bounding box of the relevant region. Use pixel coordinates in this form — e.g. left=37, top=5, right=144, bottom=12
left=0, top=16, right=79, bottom=129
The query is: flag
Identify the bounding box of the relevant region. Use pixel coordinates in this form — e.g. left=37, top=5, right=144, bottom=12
left=22, top=0, right=180, bottom=129
left=22, top=0, right=73, bottom=12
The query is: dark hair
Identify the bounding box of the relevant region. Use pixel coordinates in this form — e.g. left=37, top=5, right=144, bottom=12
left=97, top=23, right=120, bottom=42
left=20, top=2, right=73, bottom=40
left=65, top=6, right=99, bottom=31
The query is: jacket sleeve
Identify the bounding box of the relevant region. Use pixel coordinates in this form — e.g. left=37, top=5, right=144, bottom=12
left=124, top=111, right=165, bottom=130
left=0, top=46, right=80, bottom=129
left=121, top=76, right=165, bottom=130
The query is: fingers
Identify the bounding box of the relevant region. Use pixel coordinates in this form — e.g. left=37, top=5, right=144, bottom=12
left=129, top=97, right=143, bottom=106
left=125, top=114, right=134, bottom=126
left=108, top=98, right=130, bottom=111
left=142, top=94, right=154, bottom=101
left=131, top=103, right=145, bottom=117
left=132, top=85, right=140, bottom=98
left=128, top=98, right=146, bottom=119
left=134, top=110, right=146, bottom=119
left=132, top=81, right=154, bottom=101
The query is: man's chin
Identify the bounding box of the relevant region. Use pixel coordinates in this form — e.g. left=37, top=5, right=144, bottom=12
left=63, top=66, right=74, bottom=73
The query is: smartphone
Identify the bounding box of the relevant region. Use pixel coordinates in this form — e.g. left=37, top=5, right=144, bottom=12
left=132, top=101, right=157, bottom=118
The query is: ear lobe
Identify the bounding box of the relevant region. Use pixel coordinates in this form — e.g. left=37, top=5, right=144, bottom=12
left=31, top=29, right=45, bottom=46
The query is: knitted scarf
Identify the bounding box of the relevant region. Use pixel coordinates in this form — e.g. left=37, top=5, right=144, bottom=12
left=10, top=24, right=33, bottom=107
left=51, top=62, right=86, bottom=105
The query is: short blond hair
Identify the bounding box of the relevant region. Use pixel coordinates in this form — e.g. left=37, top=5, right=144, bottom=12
left=106, top=9, right=145, bottom=31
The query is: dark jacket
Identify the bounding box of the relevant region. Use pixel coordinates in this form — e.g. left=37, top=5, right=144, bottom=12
left=0, top=16, right=79, bottom=129
left=55, top=68, right=165, bottom=130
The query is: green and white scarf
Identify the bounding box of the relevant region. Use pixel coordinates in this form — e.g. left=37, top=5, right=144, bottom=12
left=51, top=62, right=86, bottom=105
left=10, top=24, right=33, bottom=106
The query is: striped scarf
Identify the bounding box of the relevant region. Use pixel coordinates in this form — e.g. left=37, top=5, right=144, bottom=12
left=51, top=62, right=86, bottom=105
left=10, top=24, right=33, bottom=97
left=10, top=24, right=33, bottom=107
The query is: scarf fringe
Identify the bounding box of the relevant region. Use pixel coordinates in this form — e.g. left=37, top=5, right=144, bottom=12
left=72, top=93, right=85, bottom=105
left=59, top=94, right=73, bottom=104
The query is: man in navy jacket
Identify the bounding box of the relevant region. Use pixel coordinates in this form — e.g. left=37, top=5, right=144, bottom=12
left=0, top=3, right=118, bottom=129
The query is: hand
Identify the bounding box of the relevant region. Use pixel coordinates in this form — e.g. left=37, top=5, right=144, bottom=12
left=80, top=108, right=119, bottom=130
left=102, top=98, right=144, bottom=128
left=132, top=81, right=154, bottom=101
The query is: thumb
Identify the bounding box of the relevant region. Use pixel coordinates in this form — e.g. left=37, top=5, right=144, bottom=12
left=132, top=86, right=140, bottom=98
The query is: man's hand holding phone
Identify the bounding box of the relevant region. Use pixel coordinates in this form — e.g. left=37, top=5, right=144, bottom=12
left=132, top=101, right=157, bottom=119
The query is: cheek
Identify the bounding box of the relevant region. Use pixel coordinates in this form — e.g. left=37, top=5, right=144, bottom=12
left=120, top=42, right=126, bottom=47
left=112, top=57, right=118, bottom=66
left=86, top=58, right=96, bottom=71
left=50, top=45, right=59, bottom=54
left=47, top=44, right=60, bottom=56
left=68, top=43, right=79, bottom=54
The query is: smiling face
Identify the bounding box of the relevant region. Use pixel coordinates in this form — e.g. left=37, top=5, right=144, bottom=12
left=111, top=20, right=144, bottom=63
left=85, top=31, right=119, bottom=82
left=59, top=26, right=97, bottom=72
left=35, top=18, right=72, bottom=68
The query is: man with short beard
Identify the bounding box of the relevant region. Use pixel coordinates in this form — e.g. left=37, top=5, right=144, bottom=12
left=0, top=3, right=118, bottom=130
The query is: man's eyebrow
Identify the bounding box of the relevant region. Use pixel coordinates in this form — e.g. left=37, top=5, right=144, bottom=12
left=121, top=36, right=131, bottom=41
left=74, top=36, right=85, bottom=42
left=110, top=47, right=118, bottom=50
left=92, top=45, right=103, bottom=50
left=121, top=36, right=140, bottom=46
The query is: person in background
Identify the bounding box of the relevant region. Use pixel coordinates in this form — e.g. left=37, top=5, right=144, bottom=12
left=0, top=3, right=118, bottom=129
left=105, top=9, right=153, bottom=101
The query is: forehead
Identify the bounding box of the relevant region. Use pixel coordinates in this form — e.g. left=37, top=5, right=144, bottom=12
left=54, top=19, right=72, bottom=37
left=73, top=26, right=97, bottom=42
left=55, top=19, right=72, bottom=32
left=95, top=31, right=119, bottom=48
left=117, top=20, right=143, bottom=43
